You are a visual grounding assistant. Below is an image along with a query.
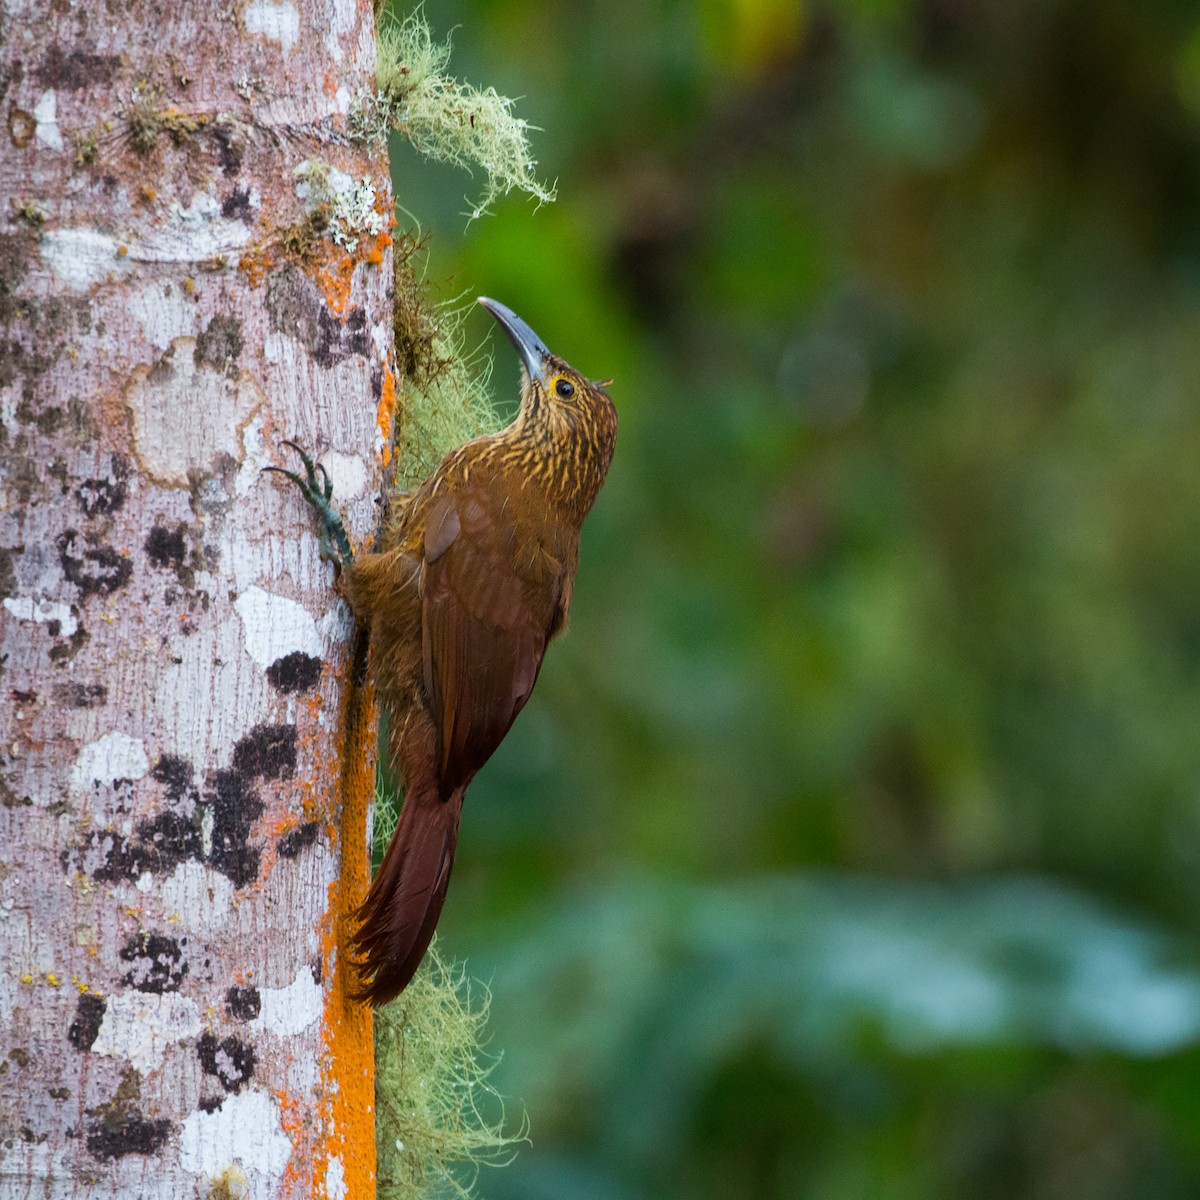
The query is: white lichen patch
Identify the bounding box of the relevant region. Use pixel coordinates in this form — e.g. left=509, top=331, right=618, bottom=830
left=243, top=0, right=300, bottom=54
left=234, top=412, right=273, bottom=497
left=234, top=586, right=322, bottom=669
left=251, top=967, right=324, bottom=1037
left=317, top=599, right=355, bottom=646
left=3, top=596, right=77, bottom=639
left=160, top=860, right=234, bottom=930
left=325, top=1155, right=348, bottom=1200
left=294, top=159, right=386, bottom=252
left=323, top=0, right=356, bottom=62
left=70, top=732, right=149, bottom=791
left=127, top=282, right=197, bottom=351
left=41, top=228, right=133, bottom=292
left=179, top=1089, right=292, bottom=1179
left=315, top=450, right=368, bottom=502
left=92, top=991, right=201, bottom=1072
left=34, top=89, right=63, bottom=151
left=154, top=616, right=267, bottom=765
left=126, top=338, right=264, bottom=487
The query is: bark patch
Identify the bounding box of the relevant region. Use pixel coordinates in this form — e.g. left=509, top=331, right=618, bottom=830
left=266, top=266, right=370, bottom=368
left=53, top=682, right=108, bottom=708
left=36, top=44, right=121, bottom=91
left=125, top=338, right=264, bottom=488
left=194, top=314, right=244, bottom=378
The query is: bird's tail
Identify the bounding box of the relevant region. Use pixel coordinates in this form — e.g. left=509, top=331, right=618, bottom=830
left=350, top=776, right=463, bottom=1005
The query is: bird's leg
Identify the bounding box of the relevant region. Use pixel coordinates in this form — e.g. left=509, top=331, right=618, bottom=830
left=263, top=441, right=355, bottom=566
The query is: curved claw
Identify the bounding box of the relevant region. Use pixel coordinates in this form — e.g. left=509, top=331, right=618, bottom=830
left=263, top=442, right=354, bottom=566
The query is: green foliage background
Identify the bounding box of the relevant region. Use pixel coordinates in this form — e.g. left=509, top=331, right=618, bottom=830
left=384, top=1, right=1200, bottom=1195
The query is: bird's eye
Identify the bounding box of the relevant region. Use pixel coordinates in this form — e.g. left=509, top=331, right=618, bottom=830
left=555, top=379, right=576, bottom=399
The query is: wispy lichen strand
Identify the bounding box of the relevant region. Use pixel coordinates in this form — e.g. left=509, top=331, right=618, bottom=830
left=355, top=10, right=556, bottom=219
left=375, top=945, right=527, bottom=1199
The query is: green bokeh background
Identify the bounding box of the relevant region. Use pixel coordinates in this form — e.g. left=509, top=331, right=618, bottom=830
left=386, top=2, right=1200, bottom=1195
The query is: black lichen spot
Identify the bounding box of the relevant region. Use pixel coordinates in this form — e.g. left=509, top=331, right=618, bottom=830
left=119, top=933, right=188, bottom=993
left=0, top=230, right=37, bottom=324
left=75, top=453, right=130, bottom=517
left=83, top=811, right=201, bottom=883
left=206, top=769, right=263, bottom=888
left=52, top=681, right=107, bottom=708
left=213, top=125, right=242, bottom=177
left=76, top=477, right=126, bottom=517
left=220, top=188, right=253, bottom=222
left=232, top=724, right=297, bottom=781
left=194, top=314, right=244, bottom=379
left=266, top=651, right=322, bottom=694
left=145, top=524, right=187, bottom=571
left=197, top=1032, right=256, bottom=1093
left=265, top=267, right=371, bottom=368
left=151, top=754, right=194, bottom=803
left=57, top=530, right=132, bottom=598
left=48, top=622, right=89, bottom=665
left=198, top=1095, right=223, bottom=1114
left=277, top=821, right=319, bottom=859
left=36, top=44, right=120, bottom=91
left=86, top=1113, right=171, bottom=1160
left=225, top=985, right=260, bottom=1022
left=0, top=546, right=15, bottom=597
left=68, top=993, right=106, bottom=1052
left=34, top=405, right=65, bottom=435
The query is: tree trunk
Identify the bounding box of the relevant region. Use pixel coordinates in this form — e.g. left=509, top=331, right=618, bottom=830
left=0, top=4, right=391, bottom=1196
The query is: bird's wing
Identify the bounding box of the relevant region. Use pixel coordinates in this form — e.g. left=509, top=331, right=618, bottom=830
left=420, top=489, right=559, bottom=795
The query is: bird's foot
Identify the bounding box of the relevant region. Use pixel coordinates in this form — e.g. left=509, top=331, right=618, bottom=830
left=263, top=441, right=354, bottom=566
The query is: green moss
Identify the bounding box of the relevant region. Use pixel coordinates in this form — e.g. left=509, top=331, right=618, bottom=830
left=356, top=9, right=556, bottom=219
left=375, top=944, right=526, bottom=1199
left=390, top=274, right=501, bottom=495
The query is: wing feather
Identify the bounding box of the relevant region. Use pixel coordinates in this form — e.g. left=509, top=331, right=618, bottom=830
left=421, top=489, right=562, bottom=795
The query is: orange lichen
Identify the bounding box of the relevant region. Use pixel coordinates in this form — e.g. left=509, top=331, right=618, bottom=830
left=314, top=248, right=357, bottom=317
left=238, top=244, right=275, bottom=289
left=376, top=369, right=397, bottom=465
left=312, top=641, right=377, bottom=1200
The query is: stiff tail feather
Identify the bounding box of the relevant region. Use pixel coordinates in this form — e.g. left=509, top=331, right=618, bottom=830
left=351, top=778, right=463, bottom=1005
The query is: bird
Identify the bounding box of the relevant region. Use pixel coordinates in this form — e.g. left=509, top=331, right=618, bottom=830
left=266, top=297, right=617, bottom=1004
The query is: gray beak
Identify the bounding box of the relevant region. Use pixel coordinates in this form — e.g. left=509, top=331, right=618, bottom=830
left=479, top=296, right=550, bottom=387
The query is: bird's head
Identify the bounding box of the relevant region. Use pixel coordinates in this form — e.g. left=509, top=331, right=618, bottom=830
left=478, top=295, right=617, bottom=514
left=479, top=296, right=614, bottom=425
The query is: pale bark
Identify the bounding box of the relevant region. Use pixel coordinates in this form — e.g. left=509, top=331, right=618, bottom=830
left=0, top=3, right=389, bottom=1196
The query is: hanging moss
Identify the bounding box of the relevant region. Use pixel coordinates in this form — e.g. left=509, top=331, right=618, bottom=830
left=375, top=944, right=527, bottom=1200
left=354, top=9, right=556, bottom=219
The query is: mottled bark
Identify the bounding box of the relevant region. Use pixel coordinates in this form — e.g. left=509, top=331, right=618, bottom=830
left=0, top=3, right=390, bottom=1196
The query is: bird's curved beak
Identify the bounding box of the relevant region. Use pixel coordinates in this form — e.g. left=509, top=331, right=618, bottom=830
left=479, top=296, right=550, bottom=388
